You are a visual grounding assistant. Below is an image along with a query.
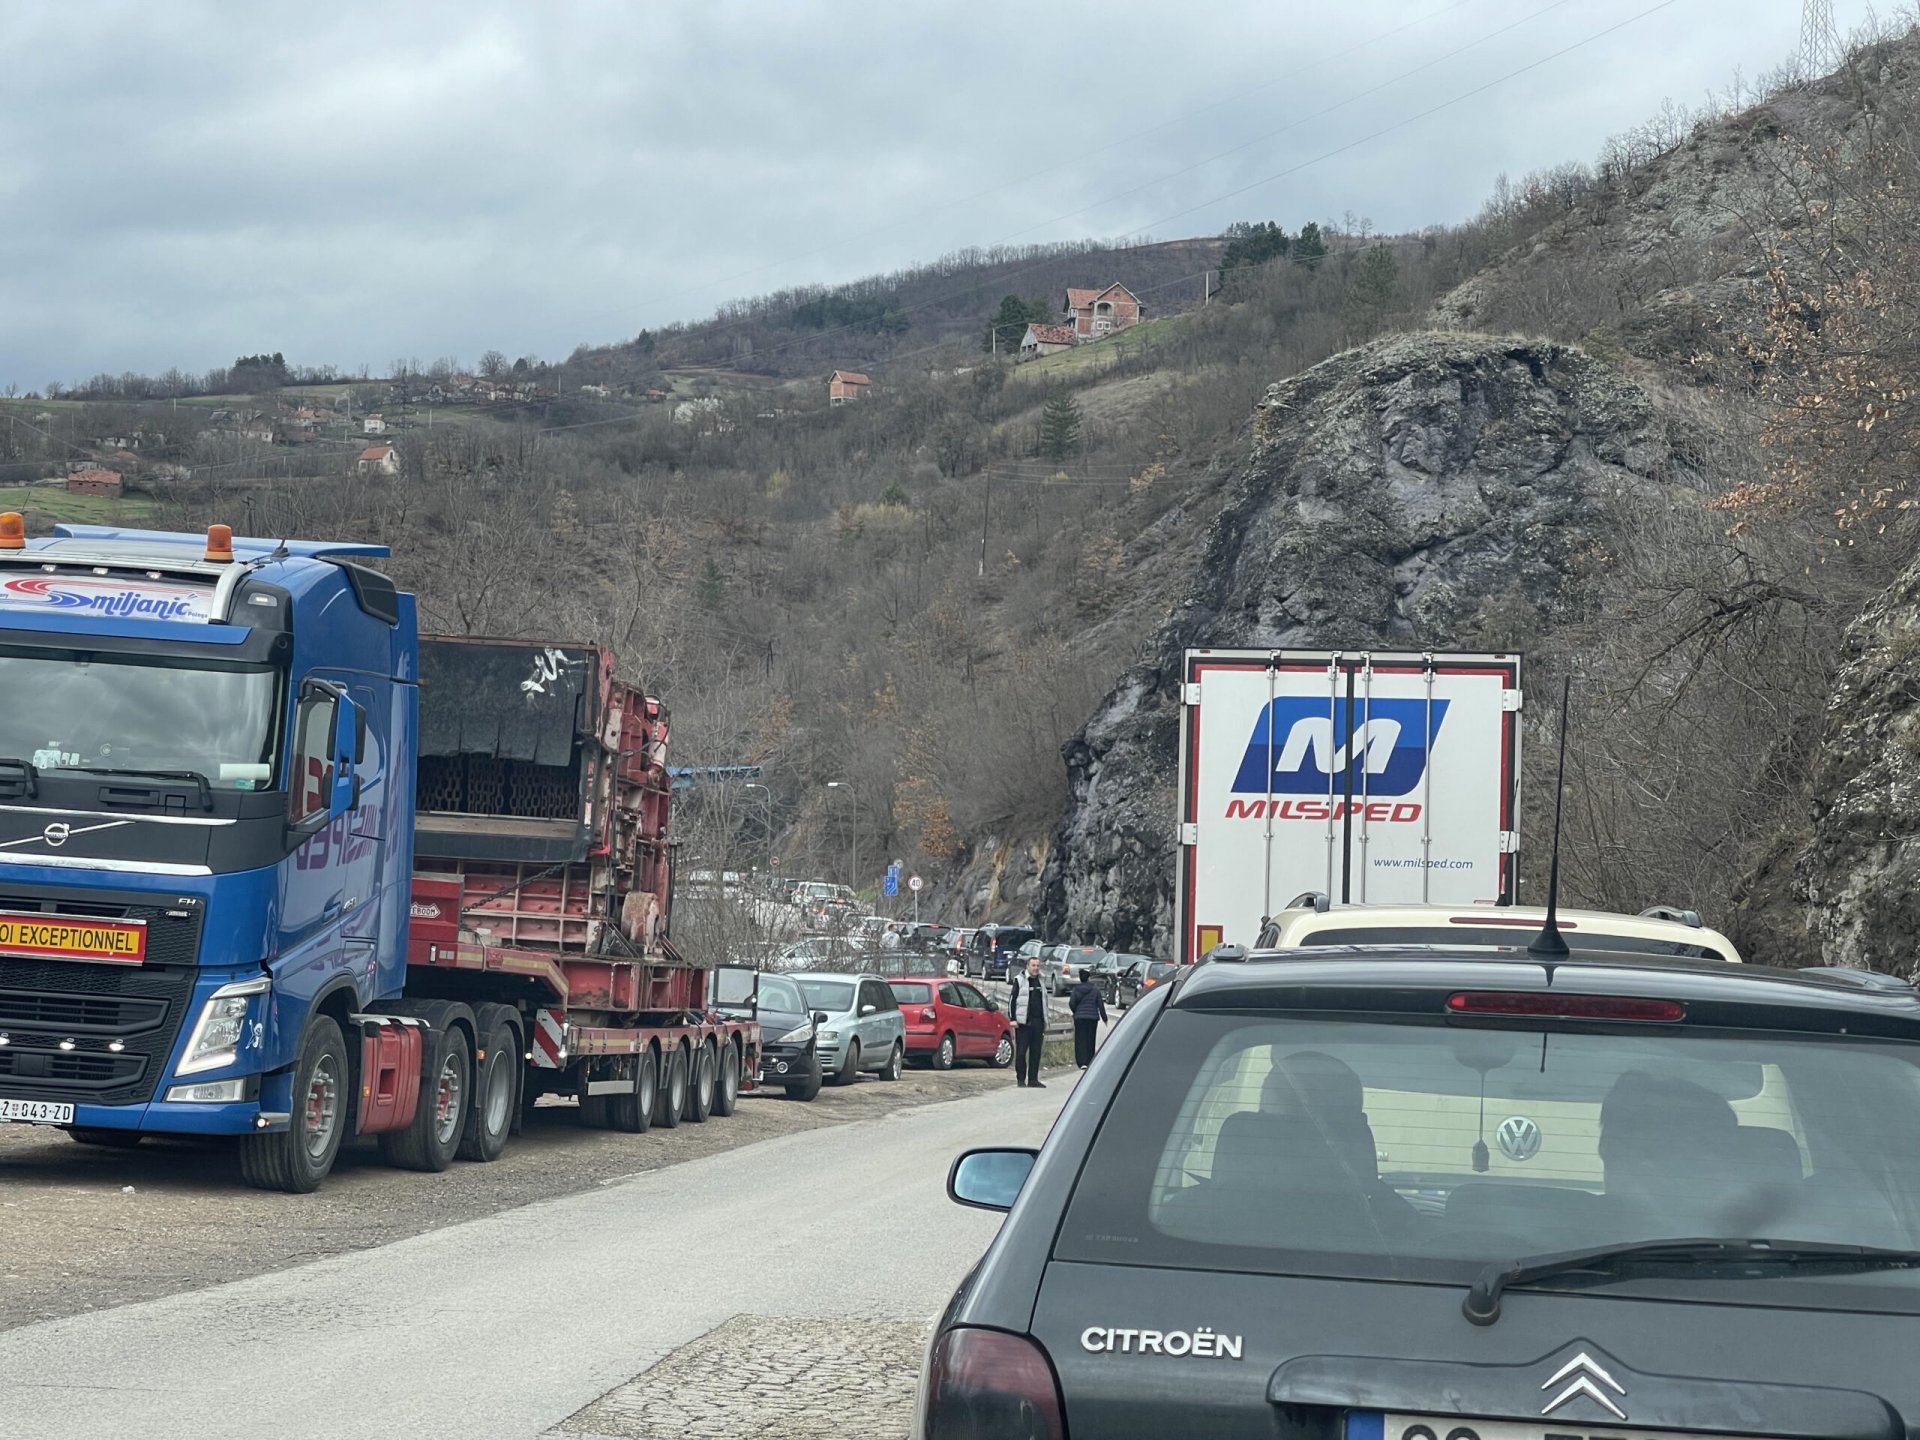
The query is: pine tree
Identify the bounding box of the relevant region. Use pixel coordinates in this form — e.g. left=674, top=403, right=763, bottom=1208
left=984, top=294, right=1053, bottom=353
left=696, top=557, right=725, bottom=610
left=1039, top=388, right=1083, bottom=460
left=1292, top=222, right=1327, bottom=270
left=1346, top=243, right=1398, bottom=327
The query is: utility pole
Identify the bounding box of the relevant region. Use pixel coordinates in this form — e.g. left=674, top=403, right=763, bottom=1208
left=978, top=465, right=991, bottom=579
left=1801, top=0, right=1839, bottom=77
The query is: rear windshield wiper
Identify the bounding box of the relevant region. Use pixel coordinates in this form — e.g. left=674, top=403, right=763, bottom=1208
left=1464, top=1237, right=1920, bottom=1324
left=65, top=767, right=214, bottom=811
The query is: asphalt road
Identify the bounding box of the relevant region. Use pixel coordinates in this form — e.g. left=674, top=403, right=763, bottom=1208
left=0, top=1073, right=1069, bottom=1439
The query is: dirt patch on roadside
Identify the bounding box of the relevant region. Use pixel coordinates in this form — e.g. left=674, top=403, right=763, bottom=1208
left=0, top=1063, right=1014, bottom=1333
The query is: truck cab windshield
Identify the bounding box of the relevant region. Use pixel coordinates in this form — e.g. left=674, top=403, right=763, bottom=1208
left=0, top=650, right=279, bottom=791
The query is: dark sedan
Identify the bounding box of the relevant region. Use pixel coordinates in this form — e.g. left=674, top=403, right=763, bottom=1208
left=712, top=967, right=821, bottom=1101
left=917, top=948, right=1920, bottom=1437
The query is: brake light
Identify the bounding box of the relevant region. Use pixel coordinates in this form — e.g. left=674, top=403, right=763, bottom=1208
left=922, top=1327, right=1066, bottom=1440
left=922, top=1006, right=939, bottom=1023
left=1446, top=992, right=1685, bottom=1022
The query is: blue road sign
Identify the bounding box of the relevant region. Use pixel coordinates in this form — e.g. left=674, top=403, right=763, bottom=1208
left=883, top=875, right=899, bottom=897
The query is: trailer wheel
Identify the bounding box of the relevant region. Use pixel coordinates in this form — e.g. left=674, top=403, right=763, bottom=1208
left=238, top=1015, right=347, bottom=1194
left=711, top=1041, right=740, bottom=1117
left=655, top=1043, right=688, bottom=1129
left=609, top=1048, right=656, bottom=1134
left=68, top=1127, right=144, bottom=1149
left=379, top=1025, right=470, bottom=1173
left=684, top=1042, right=715, bottom=1123
left=458, top=1013, right=518, bottom=1163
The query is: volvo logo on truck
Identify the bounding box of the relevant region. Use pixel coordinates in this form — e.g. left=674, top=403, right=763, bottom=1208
left=1231, top=697, right=1450, bottom=799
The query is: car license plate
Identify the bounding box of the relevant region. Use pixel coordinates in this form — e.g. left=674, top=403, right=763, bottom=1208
left=1354, top=1416, right=1700, bottom=1440
left=0, top=1099, right=74, bottom=1125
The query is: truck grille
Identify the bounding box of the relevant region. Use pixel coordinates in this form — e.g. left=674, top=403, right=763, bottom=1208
left=0, top=895, right=202, bottom=1107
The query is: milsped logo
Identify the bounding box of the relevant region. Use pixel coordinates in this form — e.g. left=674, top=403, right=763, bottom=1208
left=1226, top=696, right=1449, bottom=822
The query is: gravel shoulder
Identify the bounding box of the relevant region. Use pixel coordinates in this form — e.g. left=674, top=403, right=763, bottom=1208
left=0, top=1060, right=1018, bottom=1333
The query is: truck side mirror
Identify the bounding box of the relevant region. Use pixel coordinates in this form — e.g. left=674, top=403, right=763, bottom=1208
left=329, top=692, right=361, bottom=821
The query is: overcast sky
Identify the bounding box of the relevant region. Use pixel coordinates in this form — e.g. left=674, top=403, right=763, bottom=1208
left=0, top=0, right=1878, bottom=390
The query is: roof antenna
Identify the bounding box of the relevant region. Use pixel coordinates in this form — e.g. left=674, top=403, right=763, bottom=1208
left=1528, top=674, right=1573, bottom=958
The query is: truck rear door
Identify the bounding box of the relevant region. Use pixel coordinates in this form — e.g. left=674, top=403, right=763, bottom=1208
left=1175, top=650, right=1521, bottom=963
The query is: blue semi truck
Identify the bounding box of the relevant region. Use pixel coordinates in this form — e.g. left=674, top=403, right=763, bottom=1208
left=0, top=516, right=758, bottom=1190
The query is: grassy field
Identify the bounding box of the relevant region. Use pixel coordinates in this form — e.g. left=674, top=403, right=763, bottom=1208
left=0, top=486, right=157, bottom=524
left=1007, top=312, right=1196, bottom=385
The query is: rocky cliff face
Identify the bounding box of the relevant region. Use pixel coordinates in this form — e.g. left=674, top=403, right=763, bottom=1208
left=1734, top=552, right=1920, bottom=973
left=1035, top=332, right=1689, bottom=951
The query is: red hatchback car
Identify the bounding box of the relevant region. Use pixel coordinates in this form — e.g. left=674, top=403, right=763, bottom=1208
left=888, top=976, right=1014, bottom=1071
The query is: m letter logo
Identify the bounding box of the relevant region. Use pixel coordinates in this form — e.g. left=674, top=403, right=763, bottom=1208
left=1230, top=697, right=1450, bottom=797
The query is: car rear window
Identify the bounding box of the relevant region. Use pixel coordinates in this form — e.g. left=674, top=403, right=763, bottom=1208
left=1296, top=924, right=1728, bottom=961
left=1058, top=1010, right=1920, bottom=1301
left=890, top=982, right=933, bottom=1003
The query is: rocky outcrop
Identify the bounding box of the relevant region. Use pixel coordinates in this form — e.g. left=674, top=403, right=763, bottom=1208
left=1035, top=332, right=1689, bottom=951
left=1747, top=552, right=1920, bottom=972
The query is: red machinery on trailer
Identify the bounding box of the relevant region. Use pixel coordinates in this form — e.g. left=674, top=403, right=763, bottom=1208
left=404, top=636, right=757, bottom=1140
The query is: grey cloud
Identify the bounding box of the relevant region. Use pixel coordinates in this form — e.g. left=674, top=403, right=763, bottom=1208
left=0, top=0, right=1862, bottom=388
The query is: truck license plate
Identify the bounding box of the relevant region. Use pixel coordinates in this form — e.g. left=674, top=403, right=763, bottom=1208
left=0, top=1099, right=74, bottom=1125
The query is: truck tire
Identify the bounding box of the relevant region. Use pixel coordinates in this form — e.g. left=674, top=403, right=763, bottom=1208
left=608, top=1048, right=657, bottom=1134
left=880, top=1040, right=903, bottom=1081
left=458, top=1011, right=518, bottom=1163
left=238, top=1015, right=348, bottom=1194
left=933, top=1032, right=956, bottom=1071
left=832, top=1039, right=861, bottom=1086
left=711, top=1041, right=740, bottom=1117
left=655, top=1043, right=688, bottom=1129
left=684, top=1042, right=715, bottom=1123
left=68, top=1127, right=144, bottom=1149
left=379, top=1025, right=470, bottom=1173
left=784, top=1050, right=823, bottom=1101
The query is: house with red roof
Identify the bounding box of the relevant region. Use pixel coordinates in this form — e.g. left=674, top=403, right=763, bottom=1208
left=355, top=444, right=400, bottom=477
left=1063, top=283, right=1143, bottom=339
left=1018, top=323, right=1077, bottom=360
left=829, top=370, right=871, bottom=405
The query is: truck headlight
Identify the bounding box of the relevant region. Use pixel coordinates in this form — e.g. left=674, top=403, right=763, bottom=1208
left=177, top=977, right=270, bottom=1076
left=775, top=1024, right=814, bottom=1044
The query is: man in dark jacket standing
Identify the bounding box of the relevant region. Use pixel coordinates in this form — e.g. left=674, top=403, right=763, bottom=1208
left=1007, top=954, right=1049, bottom=1088
left=1068, top=968, right=1107, bottom=1068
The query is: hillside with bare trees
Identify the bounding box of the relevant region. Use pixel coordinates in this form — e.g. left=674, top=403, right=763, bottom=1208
left=9, top=28, right=1920, bottom=969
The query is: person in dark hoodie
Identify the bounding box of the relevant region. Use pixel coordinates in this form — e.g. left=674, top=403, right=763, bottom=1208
left=1068, top=967, right=1107, bottom=1068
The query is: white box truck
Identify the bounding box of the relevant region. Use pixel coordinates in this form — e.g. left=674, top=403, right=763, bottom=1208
left=1174, top=649, right=1523, bottom=965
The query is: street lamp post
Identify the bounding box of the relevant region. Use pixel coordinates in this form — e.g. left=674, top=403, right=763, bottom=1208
left=826, top=780, right=858, bottom=896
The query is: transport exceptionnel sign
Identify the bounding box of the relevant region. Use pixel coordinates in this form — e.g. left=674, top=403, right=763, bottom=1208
left=0, top=911, right=148, bottom=964
left=0, top=574, right=216, bottom=623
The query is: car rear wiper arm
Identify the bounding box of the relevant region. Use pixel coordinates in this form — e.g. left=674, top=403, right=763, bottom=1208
left=1463, top=1237, right=1920, bottom=1325
left=66, top=767, right=214, bottom=811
